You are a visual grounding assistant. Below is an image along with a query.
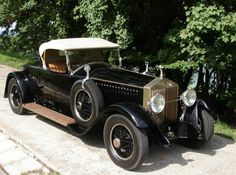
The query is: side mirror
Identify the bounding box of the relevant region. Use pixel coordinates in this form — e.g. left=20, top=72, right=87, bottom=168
left=84, top=65, right=91, bottom=79
left=156, top=65, right=164, bottom=79
left=143, top=61, right=149, bottom=74
left=82, top=65, right=91, bottom=88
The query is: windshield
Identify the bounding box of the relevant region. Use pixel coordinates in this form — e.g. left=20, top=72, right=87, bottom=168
left=64, top=49, right=104, bottom=63
left=64, top=49, right=118, bottom=71
left=44, top=48, right=119, bottom=73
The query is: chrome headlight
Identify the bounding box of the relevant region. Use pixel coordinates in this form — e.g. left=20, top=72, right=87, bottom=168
left=149, top=93, right=165, bottom=114
left=181, top=89, right=197, bottom=107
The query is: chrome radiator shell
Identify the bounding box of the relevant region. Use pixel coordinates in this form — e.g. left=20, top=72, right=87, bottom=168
left=143, top=78, right=179, bottom=124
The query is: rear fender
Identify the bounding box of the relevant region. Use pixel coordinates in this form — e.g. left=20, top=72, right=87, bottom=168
left=4, top=71, right=32, bottom=102
left=100, top=102, right=153, bottom=128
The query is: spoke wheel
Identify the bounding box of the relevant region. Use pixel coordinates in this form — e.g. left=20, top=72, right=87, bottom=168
left=70, top=79, right=104, bottom=130
left=10, top=85, right=22, bottom=108
left=104, top=114, right=149, bottom=170
left=110, top=123, right=134, bottom=160
left=8, top=78, right=26, bottom=114
left=74, top=90, right=93, bottom=122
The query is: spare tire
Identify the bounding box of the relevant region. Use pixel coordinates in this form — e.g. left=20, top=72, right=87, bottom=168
left=70, top=79, right=104, bottom=128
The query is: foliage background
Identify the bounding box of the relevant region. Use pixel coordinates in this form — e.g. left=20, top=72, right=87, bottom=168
left=0, top=0, right=235, bottom=121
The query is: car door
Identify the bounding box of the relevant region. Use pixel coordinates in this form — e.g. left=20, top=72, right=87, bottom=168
left=40, top=70, right=80, bottom=107
left=27, top=65, right=79, bottom=107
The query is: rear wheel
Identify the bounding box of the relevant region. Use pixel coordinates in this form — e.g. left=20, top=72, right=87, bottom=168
left=103, top=114, right=149, bottom=170
left=8, top=78, right=26, bottom=115
left=179, top=108, right=214, bottom=149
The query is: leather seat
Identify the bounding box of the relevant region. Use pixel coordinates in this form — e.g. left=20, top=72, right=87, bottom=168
left=48, top=62, right=67, bottom=73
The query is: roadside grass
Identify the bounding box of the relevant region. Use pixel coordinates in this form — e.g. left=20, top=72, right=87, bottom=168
left=0, top=51, right=33, bottom=69
left=215, top=120, right=236, bottom=141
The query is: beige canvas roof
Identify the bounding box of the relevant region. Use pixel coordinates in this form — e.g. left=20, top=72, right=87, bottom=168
left=39, top=38, right=120, bottom=57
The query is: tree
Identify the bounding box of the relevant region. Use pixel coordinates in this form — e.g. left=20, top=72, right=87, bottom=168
left=158, top=3, right=236, bottom=109
left=76, top=0, right=133, bottom=49
left=0, top=0, right=235, bottom=114
left=0, top=0, right=86, bottom=52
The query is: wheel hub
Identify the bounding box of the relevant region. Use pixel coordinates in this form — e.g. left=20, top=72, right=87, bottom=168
left=74, top=90, right=93, bottom=121
left=113, top=138, right=121, bottom=148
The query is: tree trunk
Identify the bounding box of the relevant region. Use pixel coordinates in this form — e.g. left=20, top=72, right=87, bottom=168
left=196, top=65, right=204, bottom=91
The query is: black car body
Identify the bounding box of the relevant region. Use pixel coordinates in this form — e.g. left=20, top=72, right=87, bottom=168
left=4, top=38, right=214, bottom=170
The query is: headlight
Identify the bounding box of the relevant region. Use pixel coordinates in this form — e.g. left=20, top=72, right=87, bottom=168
left=149, top=93, right=165, bottom=114
left=181, top=89, right=197, bottom=107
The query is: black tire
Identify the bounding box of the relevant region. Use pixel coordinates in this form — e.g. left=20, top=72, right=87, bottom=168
left=8, top=78, right=26, bottom=115
left=103, top=114, right=149, bottom=170
left=178, top=108, right=214, bottom=149
left=70, top=79, right=104, bottom=128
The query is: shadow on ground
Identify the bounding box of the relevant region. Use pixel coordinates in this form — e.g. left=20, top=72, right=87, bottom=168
left=137, top=135, right=234, bottom=172
left=35, top=114, right=234, bottom=173
left=35, top=115, right=105, bottom=148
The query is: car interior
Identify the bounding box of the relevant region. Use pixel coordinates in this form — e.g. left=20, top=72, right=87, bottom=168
left=43, top=49, right=105, bottom=74
left=44, top=49, right=68, bottom=73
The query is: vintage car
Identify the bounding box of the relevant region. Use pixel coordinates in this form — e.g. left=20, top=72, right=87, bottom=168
left=4, top=38, right=214, bottom=170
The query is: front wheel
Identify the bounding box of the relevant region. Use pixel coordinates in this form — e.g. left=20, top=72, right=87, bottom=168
left=178, top=108, right=214, bottom=149
left=103, top=114, right=149, bottom=170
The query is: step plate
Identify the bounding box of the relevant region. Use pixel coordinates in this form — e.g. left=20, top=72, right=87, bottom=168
left=23, top=103, right=76, bottom=126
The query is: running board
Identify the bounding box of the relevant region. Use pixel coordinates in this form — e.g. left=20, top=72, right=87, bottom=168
left=23, top=103, right=76, bottom=127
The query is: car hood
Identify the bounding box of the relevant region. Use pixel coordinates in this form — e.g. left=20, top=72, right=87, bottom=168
left=91, top=67, right=155, bottom=87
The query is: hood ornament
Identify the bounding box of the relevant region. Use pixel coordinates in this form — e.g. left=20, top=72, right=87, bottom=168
left=156, top=65, right=164, bottom=79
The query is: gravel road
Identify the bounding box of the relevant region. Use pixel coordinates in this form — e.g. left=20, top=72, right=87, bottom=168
left=0, top=64, right=236, bottom=175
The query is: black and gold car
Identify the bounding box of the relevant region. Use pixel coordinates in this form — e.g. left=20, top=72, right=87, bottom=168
left=4, top=38, right=214, bottom=170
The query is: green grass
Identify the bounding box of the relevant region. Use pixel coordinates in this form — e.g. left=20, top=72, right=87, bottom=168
left=215, top=120, right=236, bottom=141
left=0, top=51, right=33, bottom=68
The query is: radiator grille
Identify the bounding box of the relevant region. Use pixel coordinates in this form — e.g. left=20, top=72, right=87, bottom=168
left=143, top=78, right=179, bottom=124
left=151, top=86, right=178, bottom=124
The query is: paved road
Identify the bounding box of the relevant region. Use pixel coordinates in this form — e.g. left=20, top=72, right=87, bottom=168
left=0, top=130, right=50, bottom=175
left=0, top=64, right=236, bottom=175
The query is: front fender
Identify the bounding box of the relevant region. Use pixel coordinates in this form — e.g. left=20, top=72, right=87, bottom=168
left=184, top=99, right=209, bottom=127
left=4, top=71, right=32, bottom=102
left=100, top=102, right=153, bottom=128
left=178, top=98, right=210, bottom=138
